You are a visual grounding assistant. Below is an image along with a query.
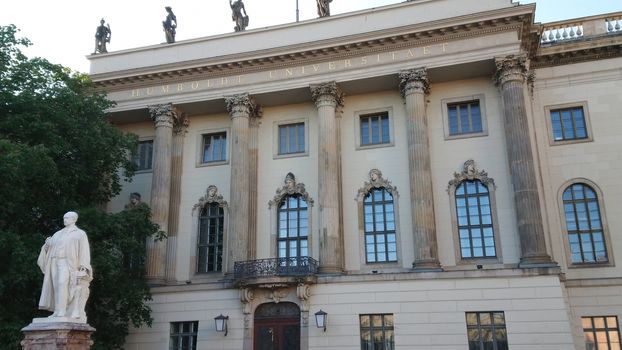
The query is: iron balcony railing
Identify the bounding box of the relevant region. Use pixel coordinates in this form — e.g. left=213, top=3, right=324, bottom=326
left=234, top=256, right=319, bottom=280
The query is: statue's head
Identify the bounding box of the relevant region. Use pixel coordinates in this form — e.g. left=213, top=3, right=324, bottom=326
left=130, top=192, right=141, bottom=205
left=207, top=185, right=218, bottom=198
left=100, top=19, right=105, bottom=24
left=284, top=172, right=296, bottom=189
left=63, top=211, right=78, bottom=226
left=165, top=6, right=172, bottom=12
left=369, top=168, right=382, bottom=182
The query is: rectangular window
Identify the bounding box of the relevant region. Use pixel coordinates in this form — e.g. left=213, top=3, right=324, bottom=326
left=360, top=314, right=394, bottom=350
left=170, top=321, right=198, bottom=350
left=202, top=132, right=227, bottom=163
left=197, top=203, right=224, bottom=273
left=466, top=312, right=508, bottom=350
left=278, top=123, right=305, bottom=155
left=448, top=100, right=482, bottom=136
left=550, top=106, right=588, bottom=141
left=132, top=140, right=153, bottom=171
left=360, top=112, right=390, bottom=146
left=582, top=316, right=621, bottom=350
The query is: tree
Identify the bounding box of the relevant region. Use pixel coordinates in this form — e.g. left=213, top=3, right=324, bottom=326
left=0, top=25, right=158, bottom=349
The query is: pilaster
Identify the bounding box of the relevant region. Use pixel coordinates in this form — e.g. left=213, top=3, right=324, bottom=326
left=399, top=68, right=441, bottom=271
left=310, top=81, right=344, bottom=274
left=165, top=108, right=189, bottom=283
left=494, top=54, right=554, bottom=267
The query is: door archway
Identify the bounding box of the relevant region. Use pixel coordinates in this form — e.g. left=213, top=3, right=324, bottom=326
left=254, top=302, right=300, bottom=350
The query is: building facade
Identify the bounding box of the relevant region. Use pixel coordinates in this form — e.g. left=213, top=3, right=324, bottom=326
left=89, top=0, right=622, bottom=349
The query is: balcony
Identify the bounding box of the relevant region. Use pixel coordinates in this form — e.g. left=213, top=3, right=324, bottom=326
left=234, top=257, right=319, bottom=287
left=540, top=13, right=622, bottom=46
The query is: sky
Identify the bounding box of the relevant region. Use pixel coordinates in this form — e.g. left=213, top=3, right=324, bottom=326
left=1, top=0, right=621, bottom=73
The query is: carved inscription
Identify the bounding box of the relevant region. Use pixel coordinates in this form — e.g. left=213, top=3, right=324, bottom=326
left=128, top=43, right=449, bottom=98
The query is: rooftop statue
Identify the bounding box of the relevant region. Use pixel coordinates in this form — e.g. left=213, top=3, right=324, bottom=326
left=37, top=212, right=92, bottom=322
left=317, top=0, right=332, bottom=18
left=163, top=6, right=177, bottom=43
left=94, top=19, right=111, bottom=54
left=230, top=0, right=249, bottom=32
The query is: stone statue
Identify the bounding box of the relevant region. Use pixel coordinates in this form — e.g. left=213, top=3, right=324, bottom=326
left=125, top=192, right=142, bottom=210
left=94, top=19, right=111, bottom=54
left=37, top=212, right=92, bottom=321
left=163, top=6, right=177, bottom=43
left=316, top=0, right=332, bottom=17
left=230, top=0, right=249, bottom=32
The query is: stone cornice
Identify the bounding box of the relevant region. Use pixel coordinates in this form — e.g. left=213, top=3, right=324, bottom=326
left=92, top=10, right=533, bottom=91
left=532, top=38, right=622, bottom=69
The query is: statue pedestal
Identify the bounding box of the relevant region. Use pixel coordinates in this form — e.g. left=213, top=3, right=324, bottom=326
left=21, top=320, right=95, bottom=350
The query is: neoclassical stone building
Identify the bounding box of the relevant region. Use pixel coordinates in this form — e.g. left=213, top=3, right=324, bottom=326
left=90, top=0, right=622, bottom=349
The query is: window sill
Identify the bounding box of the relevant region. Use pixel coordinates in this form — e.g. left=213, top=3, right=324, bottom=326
left=134, top=169, right=153, bottom=174
left=456, top=257, right=502, bottom=266
left=550, top=137, right=593, bottom=146
left=568, top=261, right=613, bottom=269
left=445, top=130, right=488, bottom=141
left=356, top=141, right=394, bottom=151
left=196, top=160, right=229, bottom=168
left=273, top=151, right=309, bottom=160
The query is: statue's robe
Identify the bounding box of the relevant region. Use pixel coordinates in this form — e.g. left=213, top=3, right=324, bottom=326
left=37, top=226, right=92, bottom=312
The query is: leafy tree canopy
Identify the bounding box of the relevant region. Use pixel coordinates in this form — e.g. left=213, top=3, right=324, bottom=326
left=0, top=25, right=158, bottom=349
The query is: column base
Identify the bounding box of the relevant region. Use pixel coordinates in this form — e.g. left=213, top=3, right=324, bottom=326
left=147, top=277, right=167, bottom=286
left=21, top=321, right=95, bottom=350
left=412, top=260, right=443, bottom=272
left=518, top=254, right=558, bottom=269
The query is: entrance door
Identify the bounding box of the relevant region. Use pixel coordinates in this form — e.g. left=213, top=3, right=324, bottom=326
left=254, top=303, right=300, bottom=350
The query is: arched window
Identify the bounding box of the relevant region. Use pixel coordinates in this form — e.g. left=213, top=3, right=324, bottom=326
left=193, top=185, right=228, bottom=274
left=278, top=195, right=309, bottom=259
left=363, top=188, right=397, bottom=263
left=448, top=160, right=500, bottom=264
left=198, top=202, right=224, bottom=272
left=269, top=173, right=314, bottom=262
left=455, top=180, right=495, bottom=259
left=562, top=183, right=607, bottom=263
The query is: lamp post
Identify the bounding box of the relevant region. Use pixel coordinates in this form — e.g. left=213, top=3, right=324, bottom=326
left=214, top=314, right=229, bottom=336
left=315, top=310, right=327, bottom=332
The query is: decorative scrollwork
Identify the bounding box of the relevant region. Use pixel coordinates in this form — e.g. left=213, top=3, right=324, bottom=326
left=447, top=159, right=496, bottom=191
left=310, top=81, right=344, bottom=108
left=494, top=54, right=528, bottom=86
left=269, top=172, right=314, bottom=208
left=193, top=185, right=228, bottom=212
left=356, top=169, right=398, bottom=201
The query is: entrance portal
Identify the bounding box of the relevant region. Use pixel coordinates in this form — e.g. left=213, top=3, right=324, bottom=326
left=254, top=302, right=300, bottom=350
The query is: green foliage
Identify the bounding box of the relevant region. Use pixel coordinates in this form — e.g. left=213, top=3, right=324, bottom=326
left=0, top=25, right=157, bottom=349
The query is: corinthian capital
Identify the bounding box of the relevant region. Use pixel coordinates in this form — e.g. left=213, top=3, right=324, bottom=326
left=310, top=81, right=344, bottom=108
left=172, top=107, right=189, bottom=135
left=224, top=93, right=259, bottom=118
left=399, top=68, right=430, bottom=97
left=148, top=103, right=176, bottom=128
left=494, top=54, right=529, bottom=86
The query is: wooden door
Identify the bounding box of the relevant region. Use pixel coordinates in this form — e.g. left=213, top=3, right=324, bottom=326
left=254, top=303, right=300, bottom=350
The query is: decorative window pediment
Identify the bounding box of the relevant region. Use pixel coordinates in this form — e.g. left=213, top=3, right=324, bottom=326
left=193, top=185, right=228, bottom=212
left=448, top=159, right=495, bottom=191
left=269, top=172, right=314, bottom=208
left=356, top=169, right=398, bottom=201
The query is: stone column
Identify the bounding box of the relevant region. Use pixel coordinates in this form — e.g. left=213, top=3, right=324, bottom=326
left=224, top=94, right=257, bottom=274
left=494, top=55, right=554, bottom=267
left=165, top=109, right=189, bottom=283
left=310, top=81, right=344, bottom=274
left=398, top=68, right=441, bottom=271
left=147, top=103, right=177, bottom=283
